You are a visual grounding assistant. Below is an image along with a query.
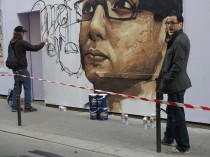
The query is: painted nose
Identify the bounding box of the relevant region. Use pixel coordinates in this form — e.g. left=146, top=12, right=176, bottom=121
left=88, top=5, right=106, bottom=41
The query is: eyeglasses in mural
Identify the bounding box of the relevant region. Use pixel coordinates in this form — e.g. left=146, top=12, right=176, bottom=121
left=32, top=0, right=183, bottom=113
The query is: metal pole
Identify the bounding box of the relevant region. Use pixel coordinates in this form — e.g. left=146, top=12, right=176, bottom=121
left=156, top=92, right=161, bottom=152
left=15, top=72, right=22, bottom=126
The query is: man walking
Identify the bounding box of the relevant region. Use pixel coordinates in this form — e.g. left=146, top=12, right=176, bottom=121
left=9, top=26, right=48, bottom=112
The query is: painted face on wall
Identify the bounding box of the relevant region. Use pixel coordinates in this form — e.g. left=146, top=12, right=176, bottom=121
left=78, top=0, right=165, bottom=88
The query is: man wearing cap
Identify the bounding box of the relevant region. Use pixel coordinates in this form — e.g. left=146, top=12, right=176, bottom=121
left=9, top=25, right=48, bottom=112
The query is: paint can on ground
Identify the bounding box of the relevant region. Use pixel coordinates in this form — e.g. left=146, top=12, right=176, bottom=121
left=97, top=94, right=108, bottom=120
left=89, top=94, right=98, bottom=120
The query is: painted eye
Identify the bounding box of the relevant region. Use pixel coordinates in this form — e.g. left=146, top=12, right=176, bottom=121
left=113, top=0, right=133, bottom=10
left=111, top=0, right=134, bottom=19
left=83, top=3, right=94, bottom=14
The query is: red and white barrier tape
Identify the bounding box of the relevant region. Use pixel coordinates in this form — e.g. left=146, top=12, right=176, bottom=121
left=1, top=73, right=210, bottom=112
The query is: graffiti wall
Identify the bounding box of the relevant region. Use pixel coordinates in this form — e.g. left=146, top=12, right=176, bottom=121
left=1, top=0, right=210, bottom=123
left=30, top=0, right=88, bottom=109
left=30, top=0, right=184, bottom=115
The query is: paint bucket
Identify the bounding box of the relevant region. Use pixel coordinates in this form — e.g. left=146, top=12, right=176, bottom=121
left=97, top=94, right=108, bottom=120
left=89, top=94, right=98, bottom=120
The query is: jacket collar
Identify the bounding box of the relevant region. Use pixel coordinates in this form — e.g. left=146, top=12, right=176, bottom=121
left=167, top=29, right=183, bottom=49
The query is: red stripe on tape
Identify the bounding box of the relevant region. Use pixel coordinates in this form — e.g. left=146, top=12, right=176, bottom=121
left=200, top=106, right=210, bottom=111
left=115, top=93, right=122, bottom=97
left=141, top=98, right=149, bottom=102
left=184, top=104, right=195, bottom=109
left=168, top=101, right=179, bottom=107
left=154, top=99, right=162, bottom=104
left=126, top=95, right=136, bottom=99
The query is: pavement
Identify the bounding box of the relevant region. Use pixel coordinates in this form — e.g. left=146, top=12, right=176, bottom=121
left=0, top=98, right=210, bottom=157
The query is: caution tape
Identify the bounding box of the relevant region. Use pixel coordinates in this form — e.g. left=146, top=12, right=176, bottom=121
left=1, top=73, right=210, bottom=112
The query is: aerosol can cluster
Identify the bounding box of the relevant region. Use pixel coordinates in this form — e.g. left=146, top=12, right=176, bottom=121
left=143, top=114, right=156, bottom=129
left=121, top=113, right=129, bottom=125
left=58, top=105, right=67, bottom=111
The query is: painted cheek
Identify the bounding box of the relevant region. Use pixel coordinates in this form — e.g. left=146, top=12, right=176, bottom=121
left=80, top=24, right=89, bottom=42
left=79, top=23, right=92, bottom=54
left=107, top=24, right=146, bottom=72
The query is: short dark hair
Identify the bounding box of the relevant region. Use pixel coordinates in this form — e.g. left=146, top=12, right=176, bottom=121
left=139, top=0, right=183, bottom=21
left=168, top=13, right=184, bottom=23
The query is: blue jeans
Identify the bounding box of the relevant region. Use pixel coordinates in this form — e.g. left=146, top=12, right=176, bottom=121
left=164, top=90, right=190, bottom=151
left=12, top=69, right=31, bottom=108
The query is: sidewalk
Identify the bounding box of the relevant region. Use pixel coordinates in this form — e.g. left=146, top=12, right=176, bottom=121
left=0, top=98, right=209, bottom=157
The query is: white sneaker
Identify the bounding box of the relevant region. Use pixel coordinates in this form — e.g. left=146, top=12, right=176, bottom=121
left=166, top=147, right=190, bottom=154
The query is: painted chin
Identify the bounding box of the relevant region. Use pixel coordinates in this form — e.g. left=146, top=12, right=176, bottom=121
left=83, top=53, right=111, bottom=80
left=83, top=55, right=108, bottom=74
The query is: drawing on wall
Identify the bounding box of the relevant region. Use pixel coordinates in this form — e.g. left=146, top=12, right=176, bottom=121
left=32, top=0, right=83, bottom=77
left=33, top=0, right=183, bottom=113
left=0, top=0, right=4, bottom=67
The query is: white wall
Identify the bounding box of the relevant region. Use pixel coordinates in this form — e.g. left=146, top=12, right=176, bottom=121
left=40, top=0, right=92, bottom=108
left=0, top=0, right=38, bottom=94
left=183, top=0, right=210, bottom=123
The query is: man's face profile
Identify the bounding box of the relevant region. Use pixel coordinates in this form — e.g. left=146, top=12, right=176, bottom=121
left=165, top=16, right=183, bottom=34
left=79, top=0, right=164, bottom=85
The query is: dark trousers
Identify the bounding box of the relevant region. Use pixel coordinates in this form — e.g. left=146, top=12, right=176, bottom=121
left=12, top=69, right=32, bottom=108
left=164, top=90, right=190, bottom=151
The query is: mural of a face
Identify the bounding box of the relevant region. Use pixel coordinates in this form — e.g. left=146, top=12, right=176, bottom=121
left=79, top=0, right=166, bottom=111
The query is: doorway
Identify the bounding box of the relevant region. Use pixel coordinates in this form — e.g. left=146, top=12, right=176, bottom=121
left=18, top=11, right=44, bottom=100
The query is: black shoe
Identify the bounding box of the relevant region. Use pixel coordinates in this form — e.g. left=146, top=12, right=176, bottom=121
left=7, top=89, right=13, bottom=104
left=11, top=106, right=23, bottom=112
left=24, top=106, right=37, bottom=112
left=161, top=138, right=176, bottom=146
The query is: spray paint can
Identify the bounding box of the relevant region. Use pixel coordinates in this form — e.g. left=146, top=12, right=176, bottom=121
left=58, top=106, right=67, bottom=111
left=121, top=113, right=125, bottom=123
left=150, top=114, right=156, bottom=128
left=89, top=94, right=98, bottom=120
left=143, top=116, right=148, bottom=129
left=124, top=114, right=129, bottom=125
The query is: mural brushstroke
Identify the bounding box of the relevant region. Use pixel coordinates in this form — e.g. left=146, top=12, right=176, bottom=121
left=32, top=0, right=183, bottom=114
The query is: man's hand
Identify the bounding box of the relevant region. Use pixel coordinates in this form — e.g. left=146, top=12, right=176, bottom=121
left=43, top=38, right=48, bottom=43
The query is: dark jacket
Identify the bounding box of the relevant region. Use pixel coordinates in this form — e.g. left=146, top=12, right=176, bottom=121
left=9, top=37, right=45, bottom=70
left=156, top=29, right=191, bottom=93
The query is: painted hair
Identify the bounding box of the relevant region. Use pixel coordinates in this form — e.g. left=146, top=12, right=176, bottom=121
left=139, top=0, right=183, bottom=21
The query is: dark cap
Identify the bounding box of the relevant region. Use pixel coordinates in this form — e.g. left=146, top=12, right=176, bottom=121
left=14, top=26, right=28, bottom=33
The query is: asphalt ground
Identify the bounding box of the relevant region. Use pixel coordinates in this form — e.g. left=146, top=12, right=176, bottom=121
left=0, top=98, right=210, bottom=157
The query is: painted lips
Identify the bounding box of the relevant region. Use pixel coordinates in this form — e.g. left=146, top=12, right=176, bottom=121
left=85, top=50, right=110, bottom=62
